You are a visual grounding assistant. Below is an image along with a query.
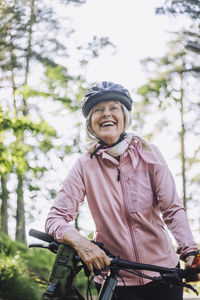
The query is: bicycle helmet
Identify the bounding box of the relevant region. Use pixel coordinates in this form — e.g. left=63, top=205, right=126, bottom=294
left=82, top=81, right=133, bottom=118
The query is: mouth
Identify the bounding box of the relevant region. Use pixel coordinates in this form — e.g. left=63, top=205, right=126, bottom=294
left=100, top=121, right=116, bottom=127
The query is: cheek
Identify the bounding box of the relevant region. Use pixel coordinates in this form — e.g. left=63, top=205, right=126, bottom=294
left=118, top=111, right=125, bottom=128
left=119, top=117, right=125, bottom=130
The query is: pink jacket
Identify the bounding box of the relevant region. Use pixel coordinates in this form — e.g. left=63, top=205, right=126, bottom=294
left=45, top=136, right=198, bottom=285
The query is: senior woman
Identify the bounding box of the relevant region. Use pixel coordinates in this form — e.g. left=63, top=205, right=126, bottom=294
left=45, top=81, right=198, bottom=300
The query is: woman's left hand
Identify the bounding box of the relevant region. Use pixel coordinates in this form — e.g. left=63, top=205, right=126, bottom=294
left=185, top=255, right=196, bottom=267
left=185, top=254, right=200, bottom=282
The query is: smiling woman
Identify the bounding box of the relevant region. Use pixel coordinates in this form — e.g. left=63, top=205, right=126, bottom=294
left=89, top=101, right=124, bottom=145
left=83, top=81, right=132, bottom=153
left=45, top=81, right=198, bottom=300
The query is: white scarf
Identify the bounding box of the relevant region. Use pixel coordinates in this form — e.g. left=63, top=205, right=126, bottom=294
left=91, top=133, right=139, bottom=158
left=105, top=133, right=134, bottom=157
left=92, top=132, right=153, bottom=156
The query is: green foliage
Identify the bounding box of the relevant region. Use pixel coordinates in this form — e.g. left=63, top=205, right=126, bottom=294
left=0, top=231, right=55, bottom=299
left=0, top=110, right=56, bottom=175
left=0, top=257, right=40, bottom=300
left=0, top=144, right=14, bottom=174
left=0, top=231, right=98, bottom=299
left=75, top=268, right=97, bottom=296
left=45, top=65, right=73, bottom=90
left=44, top=64, right=87, bottom=112
left=0, top=232, right=39, bottom=299
left=22, top=247, right=55, bottom=284
left=138, top=77, right=168, bottom=97
left=0, top=108, right=12, bottom=131
left=15, top=84, right=50, bottom=100
left=0, top=231, right=26, bottom=256
left=0, top=0, right=114, bottom=245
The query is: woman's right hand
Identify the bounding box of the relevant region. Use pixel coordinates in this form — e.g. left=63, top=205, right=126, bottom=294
left=63, top=230, right=111, bottom=271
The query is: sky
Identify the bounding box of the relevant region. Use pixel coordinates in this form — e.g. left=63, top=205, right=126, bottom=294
left=64, top=0, right=191, bottom=90
left=28, top=0, right=196, bottom=241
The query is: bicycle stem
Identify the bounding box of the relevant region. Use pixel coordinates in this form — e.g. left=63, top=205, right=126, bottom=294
left=97, top=269, right=119, bottom=300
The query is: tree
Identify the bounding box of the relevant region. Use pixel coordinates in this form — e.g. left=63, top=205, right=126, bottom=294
left=0, top=0, right=67, bottom=242
left=0, top=108, right=12, bottom=235
left=0, top=0, right=113, bottom=242
left=156, top=1, right=200, bottom=55
left=137, top=34, right=200, bottom=214
left=0, top=105, right=57, bottom=241
left=156, top=0, right=200, bottom=19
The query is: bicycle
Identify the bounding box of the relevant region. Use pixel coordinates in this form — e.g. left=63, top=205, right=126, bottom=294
left=29, top=228, right=200, bottom=300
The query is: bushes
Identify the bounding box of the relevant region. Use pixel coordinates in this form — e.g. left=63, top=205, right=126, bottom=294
left=0, top=231, right=27, bottom=256
left=75, top=269, right=98, bottom=297
left=0, top=231, right=98, bottom=299
left=0, top=231, right=53, bottom=300
left=0, top=255, right=40, bottom=300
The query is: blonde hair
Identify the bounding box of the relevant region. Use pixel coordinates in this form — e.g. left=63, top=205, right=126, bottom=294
left=85, top=101, right=132, bottom=150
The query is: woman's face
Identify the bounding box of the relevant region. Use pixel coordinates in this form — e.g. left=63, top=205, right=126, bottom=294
left=90, top=101, right=124, bottom=145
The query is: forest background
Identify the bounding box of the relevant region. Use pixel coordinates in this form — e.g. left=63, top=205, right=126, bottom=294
left=0, top=0, right=200, bottom=298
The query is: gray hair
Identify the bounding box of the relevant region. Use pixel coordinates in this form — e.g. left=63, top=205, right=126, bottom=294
left=85, top=101, right=132, bottom=146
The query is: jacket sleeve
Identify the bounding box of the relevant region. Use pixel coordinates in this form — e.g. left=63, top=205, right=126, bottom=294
left=45, top=158, right=85, bottom=242
left=151, top=145, right=198, bottom=260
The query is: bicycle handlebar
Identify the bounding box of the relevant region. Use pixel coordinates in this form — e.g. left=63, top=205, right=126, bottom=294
left=29, top=228, right=54, bottom=243
left=28, top=229, right=199, bottom=296
left=111, top=257, right=177, bottom=274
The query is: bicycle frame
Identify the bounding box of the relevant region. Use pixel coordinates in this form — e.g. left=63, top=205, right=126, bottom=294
left=29, top=229, right=199, bottom=300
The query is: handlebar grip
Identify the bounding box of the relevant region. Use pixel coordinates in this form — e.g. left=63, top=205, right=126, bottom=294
left=29, top=228, right=54, bottom=243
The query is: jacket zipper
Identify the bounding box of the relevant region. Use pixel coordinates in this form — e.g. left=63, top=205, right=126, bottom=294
left=119, top=164, right=144, bottom=285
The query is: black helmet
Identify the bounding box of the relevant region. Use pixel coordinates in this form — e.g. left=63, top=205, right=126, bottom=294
left=82, top=81, right=133, bottom=118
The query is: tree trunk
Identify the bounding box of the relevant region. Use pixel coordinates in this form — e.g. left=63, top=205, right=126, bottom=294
left=0, top=174, right=9, bottom=234
left=24, top=0, right=34, bottom=86
left=15, top=172, right=26, bottom=243
left=15, top=0, right=35, bottom=244
left=179, top=73, right=187, bottom=209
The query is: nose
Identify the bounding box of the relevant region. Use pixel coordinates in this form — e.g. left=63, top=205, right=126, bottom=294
left=103, top=107, right=111, bottom=117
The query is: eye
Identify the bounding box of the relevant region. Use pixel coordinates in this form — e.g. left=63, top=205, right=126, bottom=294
left=94, top=107, right=103, bottom=113
left=111, top=105, right=120, bottom=111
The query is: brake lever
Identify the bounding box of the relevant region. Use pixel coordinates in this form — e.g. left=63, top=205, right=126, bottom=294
left=29, top=241, right=59, bottom=254
left=182, top=282, right=198, bottom=295
left=155, top=272, right=198, bottom=296
left=29, top=243, right=49, bottom=249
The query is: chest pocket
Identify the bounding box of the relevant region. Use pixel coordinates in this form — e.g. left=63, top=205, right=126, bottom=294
left=125, top=168, right=156, bottom=213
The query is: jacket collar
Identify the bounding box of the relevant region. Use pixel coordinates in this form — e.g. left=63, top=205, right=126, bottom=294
left=98, top=135, right=164, bottom=169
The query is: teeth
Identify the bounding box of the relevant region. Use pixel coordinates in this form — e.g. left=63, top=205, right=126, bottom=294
left=101, top=122, right=115, bottom=127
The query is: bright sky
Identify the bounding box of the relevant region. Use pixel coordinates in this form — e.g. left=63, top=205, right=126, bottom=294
left=64, top=0, right=191, bottom=90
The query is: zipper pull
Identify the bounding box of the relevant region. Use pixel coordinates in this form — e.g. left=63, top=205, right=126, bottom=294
left=117, top=169, right=120, bottom=181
